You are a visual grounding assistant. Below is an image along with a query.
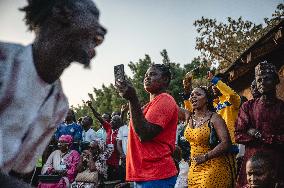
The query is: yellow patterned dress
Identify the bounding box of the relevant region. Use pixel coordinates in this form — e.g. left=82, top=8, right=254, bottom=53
left=184, top=122, right=233, bottom=188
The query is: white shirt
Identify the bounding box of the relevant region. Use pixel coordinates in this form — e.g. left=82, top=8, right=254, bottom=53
left=82, top=128, right=97, bottom=142
left=96, top=127, right=107, bottom=143
left=116, top=124, right=129, bottom=155
left=0, top=42, right=68, bottom=173
left=175, top=159, right=189, bottom=188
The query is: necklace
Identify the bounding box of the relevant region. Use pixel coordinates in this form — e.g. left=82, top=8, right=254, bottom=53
left=192, top=112, right=208, bottom=128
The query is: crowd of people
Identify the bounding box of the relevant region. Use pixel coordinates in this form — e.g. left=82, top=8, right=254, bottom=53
left=33, top=61, right=283, bottom=188
left=0, top=0, right=283, bottom=188
left=34, top=102, right=129, bottom=188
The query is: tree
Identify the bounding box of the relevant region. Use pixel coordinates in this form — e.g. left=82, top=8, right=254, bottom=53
left=194, top=3, right=284, bottom=70
left=160, top=49, right=185, bottom=105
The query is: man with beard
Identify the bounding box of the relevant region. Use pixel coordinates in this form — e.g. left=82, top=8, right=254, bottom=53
left=235, top=61, right=284, bottom=188
left=0, top=0, right=106, bottom=180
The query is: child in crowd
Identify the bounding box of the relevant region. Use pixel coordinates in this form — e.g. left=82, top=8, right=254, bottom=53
left=243, top=152, right=283, bottom=188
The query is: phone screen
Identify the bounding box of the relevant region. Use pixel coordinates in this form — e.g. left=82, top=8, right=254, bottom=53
left=114, top=64, right=125, bottom=82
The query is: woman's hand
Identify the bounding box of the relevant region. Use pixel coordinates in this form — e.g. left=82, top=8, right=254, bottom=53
left=193, top=154, right=207, bottom=165
left=183, top=72, right=193, bottom=95
left=54, top=170, right=67, bottom=176
left=178, top=108, right=192, bottom=124
left=115, top=79, right=137, bottom=101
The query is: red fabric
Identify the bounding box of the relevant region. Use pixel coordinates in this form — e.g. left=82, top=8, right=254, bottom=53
left=235, top=98, right=284, bottom=188
left=126, top=93, right=179, bottom=181
left=102, top=121, right=119, bottom=166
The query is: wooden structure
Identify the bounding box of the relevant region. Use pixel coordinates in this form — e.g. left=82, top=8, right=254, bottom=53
left=223, top=19, right=284, bottom=100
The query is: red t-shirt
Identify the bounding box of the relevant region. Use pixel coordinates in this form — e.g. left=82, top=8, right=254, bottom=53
left=103, top=121, right=119, bottom=166
left=126, top=93, right=178, bottom=181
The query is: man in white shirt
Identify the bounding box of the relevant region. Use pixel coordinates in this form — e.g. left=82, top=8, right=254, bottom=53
left=81, top=116, right=97, bottom=143
left=95, top=113, right=111, bottom=143
left=116, top=105, right=129, bottom=182
left=117, top=105, right=129, bottom=159
left=117, top=124, right=129, bottom=158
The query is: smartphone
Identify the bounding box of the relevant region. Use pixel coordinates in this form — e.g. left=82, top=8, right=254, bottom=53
left=114, top=64, right=125, bottom=82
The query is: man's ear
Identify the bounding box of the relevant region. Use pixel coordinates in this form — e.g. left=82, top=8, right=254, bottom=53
left=162, top=76, right=170, bottom=86
left=51, top=3, right=73, bottom=26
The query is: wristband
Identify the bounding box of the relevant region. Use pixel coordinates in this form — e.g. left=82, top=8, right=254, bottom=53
left=204, top=153, right=209, bottom=161
left=211, top=77, right=220, bottom=85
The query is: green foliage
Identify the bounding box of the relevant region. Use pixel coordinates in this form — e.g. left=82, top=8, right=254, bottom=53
left=161, top=49, right=186, bottom=105
left=194, top=3, right=284, bottom=70
left=73, top=3, right=283, bottom=119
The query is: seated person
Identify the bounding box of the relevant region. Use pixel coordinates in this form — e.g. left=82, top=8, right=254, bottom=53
left=243, top=152, right=284, bottom=188
left=72, top=139, right=114, bottom=187
left=38, top=135, right=80, bottom=188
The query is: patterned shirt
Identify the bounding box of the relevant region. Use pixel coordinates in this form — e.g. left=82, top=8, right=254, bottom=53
left=235, top=98, right=284, bottom=188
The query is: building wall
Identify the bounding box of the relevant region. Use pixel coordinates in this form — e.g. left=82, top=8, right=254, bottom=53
left=277, top=66, right=284, bottom=100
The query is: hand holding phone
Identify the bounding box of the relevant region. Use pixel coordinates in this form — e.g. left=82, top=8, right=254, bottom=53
left=114, top=64, right=125, bottom=82
left=114, top=64, right=137, bottom=101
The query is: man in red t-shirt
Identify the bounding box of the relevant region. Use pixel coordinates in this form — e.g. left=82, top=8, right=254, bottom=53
left=116, top=64, right=178, bottom=187
left=102, top=115, right=122, bottom=180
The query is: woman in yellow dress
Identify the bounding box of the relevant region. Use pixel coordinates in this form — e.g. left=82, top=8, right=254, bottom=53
left=184, top=86, right=233, bottom=188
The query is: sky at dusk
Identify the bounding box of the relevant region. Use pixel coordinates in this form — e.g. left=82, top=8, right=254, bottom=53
left=0, top=0, right=281, bottom=105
